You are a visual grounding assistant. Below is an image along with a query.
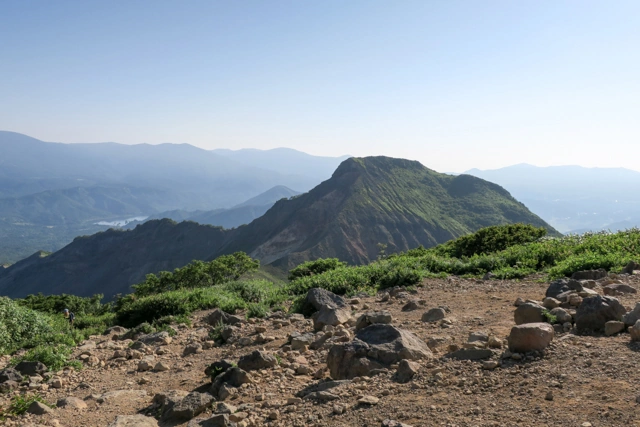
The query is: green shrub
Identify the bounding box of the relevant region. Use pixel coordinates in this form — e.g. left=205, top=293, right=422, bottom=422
left=16, top=293, right=110, bottom=316
left=11, top=344, right=81, bottom=371
left=131, top=252, right=259, bottom=297
left=4, top=394, right=52, bottom=417
left=288, top=258, right=347, bottom=280
left=0, top=297, right=53, bottom=354
left=432, top=224, right=548, bottom=258
left=115, top=287, right=246, bottom=328
left=246, top=303, right=270, bottom=319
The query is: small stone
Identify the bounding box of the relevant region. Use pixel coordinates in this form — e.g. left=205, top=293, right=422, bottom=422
left=604, top=320, right=625, bottom=336
left=482, top=360, right=499, bottom=370
left=268, top=410, right=280, bottom=420
left=358, top=395, right=380, bottom=405
left=154, top=361, right=170, bottom=372
left=545, top=390, right=554, bottom=401
left=27, top=401, right=54, bottom=415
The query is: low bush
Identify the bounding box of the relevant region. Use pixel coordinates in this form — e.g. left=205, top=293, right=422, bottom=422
left=288, top=258, right=347, bottom=280
left=11, top=344, right=81, bottom=371
left=0, top=297, right=53, bottom=354
left=115, top=287, right=246, bottom=327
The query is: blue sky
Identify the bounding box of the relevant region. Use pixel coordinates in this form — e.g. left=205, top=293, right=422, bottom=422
left=1, top=1, right=638, bottom=172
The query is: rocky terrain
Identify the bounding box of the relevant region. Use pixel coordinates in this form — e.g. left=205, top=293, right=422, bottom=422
left=3, top=269, right=640, bottom=427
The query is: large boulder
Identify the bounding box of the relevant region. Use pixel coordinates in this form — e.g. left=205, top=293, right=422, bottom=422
left=421, top=308, right=446, bottom=323
left=205, top=308, right=243, bottom=327
left=156, top=391, right=214, bottom=422
left=572, top=269, right=607, bottom=281
left=327, top=324, right=432, bottom=380
left=15, top=361, right=47, bottom=376
left=304, top=288, right=352, bottom=331
left=306, top=288, right=349, bottom=312
left=545, top=279, right=570, bottom=299
left=210, top=367, right=252, bottom=400
left=508, top=323, right=554, bottom=353
left=237, top=350, right=278, bottom=371
left=514, top=302, right=545, bottom=325
left=0, top=368, right=23, bottom=383
left=575, top=295, right=625, bottom=332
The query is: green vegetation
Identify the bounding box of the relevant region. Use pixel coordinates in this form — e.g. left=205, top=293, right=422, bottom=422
left=288, top=258, right=347, bottom=280
left=0, top=394, right=52, bottom=420
left=288, top=226, right=640, bottom=296
left=130, top=252, right=259, bottom=297
left=4, top=225, right=640, bottom=374
left=542, top=309, right=557, bottom=324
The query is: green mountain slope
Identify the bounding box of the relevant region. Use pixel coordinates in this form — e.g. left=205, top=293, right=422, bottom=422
left=0, top=156, right=556, bottom=299
left=221, top=157, right=557, bottom=267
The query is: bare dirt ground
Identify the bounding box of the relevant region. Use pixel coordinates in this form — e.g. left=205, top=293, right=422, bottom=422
left=4, top=275, right=640, bottom=427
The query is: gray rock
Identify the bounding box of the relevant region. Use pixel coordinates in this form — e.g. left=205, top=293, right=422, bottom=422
left=575, top=295, right=626, bottom=332
left=312, top=306, right=352, bottom=331
left=160, top=391, right=215, bottom=422
left=546, top=279, right=570, bottom=299
left=468, top=332, right=489, bottom=343
left=15, top=361, right=47, bottom=376
left=401, top=300, right=420, bottom=312
left=508, top=323, right=554, bottom=353
left=549, top=307, right=572, bottom=324
left=108, top=415, right=159, bottom=427
left=327, top=324, right=431, bottom=380
left=305, top=288, right=349, bottom=312
left=237, top=350, right=277, bottom=371
left=290, top=332, right=315, bottom=350
left=446, top=348, right=494, bottom=360
left=104, top=326, right=128, bottom=335
left=210, top=367, right=252, bottom=399
left=0, top=380, right=18, bottom=392
left=355, top=311, right=393, bottom=331
left=57, top=396, right=87, bottom=409
left=603, top=283, right=637, bottom=295
left=604, top=321, right=625, bottom=336
left=542, top=297, right=561, bottom=309
left=421, top=308, right=446, bottom=323
left=183, top=343, right=203, bottom=357
left=396, top=359, right=420, bottom=382
left=0, top=368, right=23, bottom=383
left=624, top=303, right=640, bottom=326
left=220, top=325, right=240, bottom=342
left=572, top=269, right=607, bottom=281
left=27, top=401, right=53, bottom=415
left=514, top=302, right=545, bottom=325
left=205, top=360, right=235, bottom=379
left=138, top=331, right=172, bottom=345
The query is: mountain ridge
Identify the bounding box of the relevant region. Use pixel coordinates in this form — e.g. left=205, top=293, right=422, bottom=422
left=0, top=156, right=556, bottom=299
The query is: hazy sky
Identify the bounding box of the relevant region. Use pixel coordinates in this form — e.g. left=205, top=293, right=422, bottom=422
left=1, top=1, right=638, bottom=173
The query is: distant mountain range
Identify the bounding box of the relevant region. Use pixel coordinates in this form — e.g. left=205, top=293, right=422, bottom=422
left=0, top=131, right=346, bottom=262
left=124, top=185, right=301, bottom=230
left=465, top=164, right=640, bottom=233
left=0, top=156, right=556, bottom=299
